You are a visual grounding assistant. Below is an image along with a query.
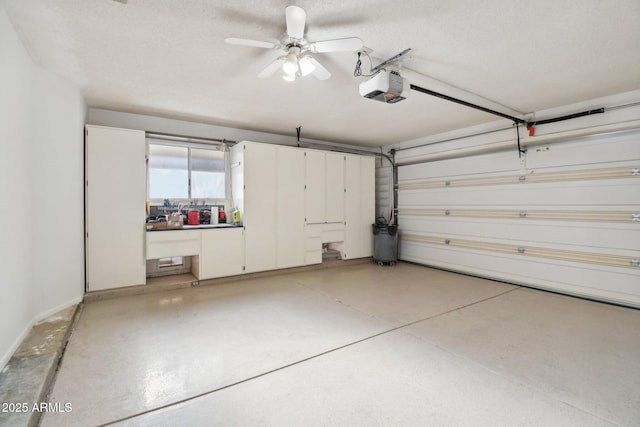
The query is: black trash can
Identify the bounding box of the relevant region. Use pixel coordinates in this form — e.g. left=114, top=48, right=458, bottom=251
left=372, top=220, right=398, bottom=266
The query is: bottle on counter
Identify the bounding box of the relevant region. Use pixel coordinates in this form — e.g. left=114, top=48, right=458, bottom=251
left=210, top=206, right=219, bottom=224
left=233, top=208, right=241, bottom=224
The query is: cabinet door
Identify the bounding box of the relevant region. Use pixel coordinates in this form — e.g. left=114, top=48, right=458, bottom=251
left=277, top=147, right=305, bottom=268
left=230, top=143, right=245, bottom=217
left=344, top=155, right=375, bottom=259
left=86, top=125, right=146, bottom=290
left=325, top=153, right=345, bottom=223
left=344, top=155, right=361, bottom=259
left=244, top=143, right=277, bottom=273
left=359, top=156, right=375, bottom=257
left=305, top=150, right=325, bottom=224
left=200, top=228, right=244, bottom=279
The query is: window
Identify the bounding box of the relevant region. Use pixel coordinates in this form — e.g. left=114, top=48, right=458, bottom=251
left=148, top=142, right=226, bottom=201
left=190, top=148, right=225, bottom=199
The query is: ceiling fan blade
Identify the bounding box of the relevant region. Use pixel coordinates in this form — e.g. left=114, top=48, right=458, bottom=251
left=307, top=57, right=331, bottom=80
left=224, top=37, right=279, bottom=49
left=258, top=57, right=286, bottom=78
left=285, top=5, right=306, bottom=40
left=310, top=37, right=363, bottom=53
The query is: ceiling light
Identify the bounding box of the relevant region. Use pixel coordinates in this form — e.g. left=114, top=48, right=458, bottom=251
left=282, top=72, right=296, bottom=82
left=298, top=56, right=315, bottom=76
left=282, top=52, right=299, bottom=75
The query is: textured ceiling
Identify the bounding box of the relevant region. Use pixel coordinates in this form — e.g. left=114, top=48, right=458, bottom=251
left=3, top=0, right=640, bottom=147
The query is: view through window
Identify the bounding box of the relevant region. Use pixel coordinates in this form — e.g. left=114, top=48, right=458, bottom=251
left=148, top=142, right=226, bottom=201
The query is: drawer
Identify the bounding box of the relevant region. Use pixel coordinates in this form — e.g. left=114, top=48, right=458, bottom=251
left=147, top=230, right=200, bottom=243
left=147, top=230, right=201, bottom=260
left=321, top=230, right=344, bottom=243
left=305, top=224, right=323, bottom=238
left=323, top=222, right=344, bottom=232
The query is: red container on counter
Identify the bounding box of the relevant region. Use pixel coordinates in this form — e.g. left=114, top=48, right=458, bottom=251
left=187, top=210, right=199, bottom=225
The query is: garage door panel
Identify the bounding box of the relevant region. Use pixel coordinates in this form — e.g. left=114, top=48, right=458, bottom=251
left=399, top=151, right=519, bottom=181
left=400, top=242, right=640, bottom=306
left=527, top=132, right=640, bottom=169
left=396, top=128, right=640, bottom=307
left=398, top=217, right=640, bottom=252
left=399, top=181, right=638, bottom=207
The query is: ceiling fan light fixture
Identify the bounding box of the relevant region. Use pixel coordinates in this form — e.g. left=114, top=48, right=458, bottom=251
left=298, top=56, right=315, bottom=76
left=225, top=6, right=356, bottom=81
left=282, top=52, right=299, bottom=74
left=282, top=72, right=296, bottom=82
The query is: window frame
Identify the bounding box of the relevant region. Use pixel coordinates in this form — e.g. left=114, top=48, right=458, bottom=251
left=146, top=138, right=230, bottom=207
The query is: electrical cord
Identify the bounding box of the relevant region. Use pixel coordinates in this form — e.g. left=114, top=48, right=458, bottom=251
left=353, top=52, right=363, bottom=77
left=353, top=52, right=377, bottom=77
left=514, top=122, right=525, bottom=158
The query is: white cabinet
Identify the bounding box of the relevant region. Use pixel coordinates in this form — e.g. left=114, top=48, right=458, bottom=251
left=86, top=125, right=146, bottom=291
left=304, top=150, right=326, bottom=224
left=344, top=155, right=375, bottom=259
left=233, top=141, right=374, bottom=271
left=231, top=142, right=277, bottom=273
left=199, top=228, right=244, bottom=279
left=276, top=146, right=305, bottom=269
left=304, top=149, right=345, bottom=224
left=325, top=152, right=345, bottom=223
left=146, top=230, right=200, bottom=260
left=232, top=142, right=307, bottom=272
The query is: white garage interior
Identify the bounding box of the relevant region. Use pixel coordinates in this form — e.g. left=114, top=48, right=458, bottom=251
left=1, top=1, right=639, bottom=425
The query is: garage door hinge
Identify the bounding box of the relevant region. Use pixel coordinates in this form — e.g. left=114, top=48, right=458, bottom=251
left=517, top=247, right=526, bottom=254
left=519, top=211, right=527, bottom=218
left=630, top=259, right=639, bottom=267
left=632, top=214, right=640, bottom=222
left=519, top=176, right=527, bottom=182
left=632, top=168, right=640, bottom=176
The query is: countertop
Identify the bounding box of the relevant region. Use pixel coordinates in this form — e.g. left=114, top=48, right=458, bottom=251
left=146, top=223, right=243, bottom=232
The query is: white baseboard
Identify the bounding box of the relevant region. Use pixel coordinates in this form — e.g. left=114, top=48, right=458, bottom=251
left=1, top=320, right=34, bottom=373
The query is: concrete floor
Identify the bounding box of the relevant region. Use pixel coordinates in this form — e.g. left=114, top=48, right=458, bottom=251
left=41, top=262, right=640, bottom=426
left=0, top=306, right=77, bottom=427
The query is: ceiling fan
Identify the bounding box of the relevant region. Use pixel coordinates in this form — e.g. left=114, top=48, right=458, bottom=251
left=224, top=5, right=363, bottom=82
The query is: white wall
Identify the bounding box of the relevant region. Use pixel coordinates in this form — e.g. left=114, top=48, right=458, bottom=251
left=30, top=68, right=86, bottom=316
left=0, top=6, right=86, bottom=369
left=0, top=3, right=34, bottom=370
left=87, top=108, right=375, bottom=153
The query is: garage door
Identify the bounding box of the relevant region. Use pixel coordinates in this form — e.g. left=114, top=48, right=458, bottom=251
left=397, top=129, right=640, bottom=307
